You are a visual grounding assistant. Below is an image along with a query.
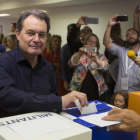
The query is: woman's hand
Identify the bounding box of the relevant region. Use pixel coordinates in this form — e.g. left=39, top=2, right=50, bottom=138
left=76, top=16, right=88, bottom=27
left=87, top=52, right=98, bottom=62
left=79, top=47, right=87, bottom=57
left=87, top=51, right=102, bottom=68
left=68, top=59, right=75, bottom=68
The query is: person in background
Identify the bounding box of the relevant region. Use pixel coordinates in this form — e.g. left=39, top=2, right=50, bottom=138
left=80, top=25, right=93, bottom=44
left=110, top=91, right=128, bottom=109
left=0, top=9, right=88, bottom=118
left=42, top=35, right=66, bottom=96
left=133, top=5, right=140, bottom=33
left=10, top=23, right=17, bottom=33
left=69, top=33, right=108, bottom=101
left=6, top=33, right=18, bottom=50
left=60, top=23, right=75, bottom=91
left=0, top=33, right=4, bottom=44
left=0, top=33, right=6, bottom=53
left=104, top=23, right=126, bottom=103
left=67, top=16, right=92, bottom=58
left=46, top=32, right=51, bottom=51
left=102, top=108, right=140, bottom=132
left=2, top=37, right=10, bottom=51
left=61, top=24, right=75, bottom=91
left=103, top=14, right=140, bottom=94
left=66, top=17, right=92, bottom=92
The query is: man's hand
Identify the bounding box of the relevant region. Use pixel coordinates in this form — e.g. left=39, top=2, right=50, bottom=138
left=133, top=56, right=140, bottom=66
left=102, top=108, right=140, bottom=132
left=108, top=14, right=120, bottom=27
left=61, top=91, right=88, bottom=108
left=76, top=16, right=87, bottom=27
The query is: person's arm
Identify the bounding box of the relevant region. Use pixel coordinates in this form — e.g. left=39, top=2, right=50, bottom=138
left=69, top=47, right=86, bottom=67
left=103, top=14, right=120, bottom=49
left=87, top=52, right=109, bottom=71
left=60, top=45, right=69, bottom=90
left=97, top=54, right=109, bottom=71
left=0, top=56, right=88, bottom=116
left=67, top=16, right=87, bottom=54
left=67, top=24, right=80, bottom=48
left=133, top=5, right=140, bottom=31
left=0, top=58, right=62, bottom=116
left=102, top=108, right=140, bottom=132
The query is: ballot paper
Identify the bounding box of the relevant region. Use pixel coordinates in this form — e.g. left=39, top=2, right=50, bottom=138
left=74, top=99, right=97, bottom=114
left=79, top=112, right=121, bottom=127
left=8, top=115, right=72, bottom=139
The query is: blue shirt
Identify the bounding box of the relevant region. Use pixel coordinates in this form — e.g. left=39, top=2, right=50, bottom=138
left=0, top=44, right=6, bottom=53
left=0, top=46, right=62, bottom=118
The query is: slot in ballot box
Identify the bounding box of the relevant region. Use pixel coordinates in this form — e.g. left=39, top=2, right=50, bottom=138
left=60, top=100, right=137, bottom=140
left=0, top=112, right=92, bottom=140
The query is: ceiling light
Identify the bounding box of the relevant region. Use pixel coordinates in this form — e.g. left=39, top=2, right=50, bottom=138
left=0, top=14, right=10, bottom=17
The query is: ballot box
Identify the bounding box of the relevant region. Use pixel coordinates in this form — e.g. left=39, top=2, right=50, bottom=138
left=0, top=112, right=92, bottom=140
left=128, top=91, right=140, bottom=140
left=60, top=100, right=137, bottom=140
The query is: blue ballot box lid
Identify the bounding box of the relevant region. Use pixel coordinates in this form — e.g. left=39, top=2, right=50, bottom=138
left=61, top=100, right=137, bottom=140
left=62, top=100, right=112, bottom=118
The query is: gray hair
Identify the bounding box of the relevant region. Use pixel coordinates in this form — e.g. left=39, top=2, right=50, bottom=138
left=16, top=9, right=50, bottom=33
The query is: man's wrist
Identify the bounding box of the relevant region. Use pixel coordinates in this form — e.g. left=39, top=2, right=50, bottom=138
left=133, top=18, right=139, bottom=21
left=62, top=95, right=69, bottom=108
left=107, top=24, right=112, bottom=28
left=76, top=23, right=80, bottom=28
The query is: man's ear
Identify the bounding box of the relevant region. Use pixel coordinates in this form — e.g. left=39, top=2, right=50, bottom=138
left=15, top=29, right=20, bottom=41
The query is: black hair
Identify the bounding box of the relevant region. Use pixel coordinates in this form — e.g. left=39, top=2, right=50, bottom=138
left=126, top=28, right=139, bottom=37
left=11, top=23, right=17, bottom=29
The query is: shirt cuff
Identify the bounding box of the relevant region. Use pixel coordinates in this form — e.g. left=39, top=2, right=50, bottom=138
left=47, top=94, right=62, bottom=113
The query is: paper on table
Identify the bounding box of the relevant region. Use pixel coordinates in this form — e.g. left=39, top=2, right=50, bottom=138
left=79, top=112, right=121, bottom=127
left=74, top=99, right=97, bottom=114
left=8, top=116, right=72, bottom=139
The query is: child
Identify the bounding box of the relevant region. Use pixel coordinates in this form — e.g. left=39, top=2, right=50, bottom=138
left=110, top=91, right=128, bottom=109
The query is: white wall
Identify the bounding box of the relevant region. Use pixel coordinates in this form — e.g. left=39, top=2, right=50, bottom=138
left=0, top=0, right=139, bottom=53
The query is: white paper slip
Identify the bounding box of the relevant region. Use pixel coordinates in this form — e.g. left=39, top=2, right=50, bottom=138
left=74, top=99, right=97, bottom=114
left=79, top=112, right=121, bottom=127
left=8, top=115, right=72, bottom=139
left=81, top=102, right=97, bottom=114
